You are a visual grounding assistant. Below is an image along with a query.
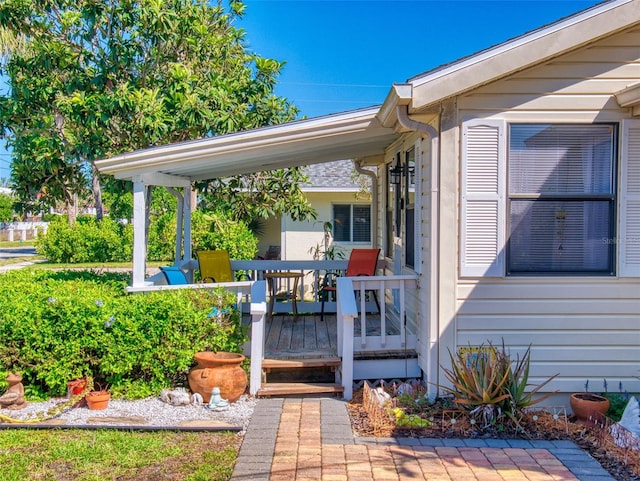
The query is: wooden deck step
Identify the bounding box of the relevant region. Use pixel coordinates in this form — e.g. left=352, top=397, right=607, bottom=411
left=262, top=357, right=341, bottom=370
left=256, top=382, right=344, bottom=397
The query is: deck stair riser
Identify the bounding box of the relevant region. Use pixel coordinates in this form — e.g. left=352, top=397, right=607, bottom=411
left=258, top=357, right=343, bottom=397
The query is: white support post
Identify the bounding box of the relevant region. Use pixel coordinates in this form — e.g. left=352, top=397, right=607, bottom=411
left=132, top=177, right=148, bottom=287
left=249, top=280, right=267, bottom=396
left=183, top=185, right=193, bottom=282
left=337, top=277, right=357, bottom=401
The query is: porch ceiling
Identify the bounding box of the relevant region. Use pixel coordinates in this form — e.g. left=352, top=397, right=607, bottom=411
left=95, top=106, right=398, bottom=183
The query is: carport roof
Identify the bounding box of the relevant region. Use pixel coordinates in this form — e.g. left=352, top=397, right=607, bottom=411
left=95, top=106, right=397, bottom=183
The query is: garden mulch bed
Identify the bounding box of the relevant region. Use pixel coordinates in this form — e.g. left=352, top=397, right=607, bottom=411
left=347, top=387, right=640, bottom=481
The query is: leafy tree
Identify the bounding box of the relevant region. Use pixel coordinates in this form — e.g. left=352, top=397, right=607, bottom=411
left=0, top=191, right=14, bottom=222
left=0, top=0, right=314, bottom=225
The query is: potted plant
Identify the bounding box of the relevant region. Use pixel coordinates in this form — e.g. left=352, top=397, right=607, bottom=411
left=570, top=392, right=610, bottom=424
left=86, top=384, right=111, bottom=410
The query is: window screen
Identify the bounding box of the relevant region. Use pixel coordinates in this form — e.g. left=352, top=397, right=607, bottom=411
left=507, top=124, right=616, bottom=275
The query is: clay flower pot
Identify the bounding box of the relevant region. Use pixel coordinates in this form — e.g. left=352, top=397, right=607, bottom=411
left=570, top=392, right=610, bottom=424
left=86, top=390, right=111, bottom=410
left=188, top=351, right=247, bottom=403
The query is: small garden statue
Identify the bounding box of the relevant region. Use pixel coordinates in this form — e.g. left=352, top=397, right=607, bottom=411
left=208, top=387, right=228, bottom=411
left=0, top=372, right=27, bottom=410
left=160, top=388, right=203, bottom=406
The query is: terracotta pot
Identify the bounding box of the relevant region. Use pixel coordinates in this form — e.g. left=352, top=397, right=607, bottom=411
left=86, top=391, right=111, bottom=410
left=569, top=392, right=610, bottom=424
left=188, top=352, right=247, bottom=403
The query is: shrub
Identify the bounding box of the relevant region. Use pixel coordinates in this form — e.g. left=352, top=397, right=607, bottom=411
left=36, top=216, right=132, bottom=263
left=192, top=210, right=258, bottom=260
left=440, top=341, right=557, bottom=427
left=147, top=211, right=177, bottom=261
left=0, top=270, right=247, bottom=400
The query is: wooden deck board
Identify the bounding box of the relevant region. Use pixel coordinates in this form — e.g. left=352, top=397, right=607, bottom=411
left=315, top=316, right=332, bottom=351
left=276, top=316, right=294, bottom=351
left=254, top=312, right=404, bottom=358
left=303, top=315, right=318, bottom=351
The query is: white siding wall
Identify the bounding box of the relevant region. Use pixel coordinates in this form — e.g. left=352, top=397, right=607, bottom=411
left=283, top=192, right=371, bottom=260
left=450, top=26, right=640, bottom=395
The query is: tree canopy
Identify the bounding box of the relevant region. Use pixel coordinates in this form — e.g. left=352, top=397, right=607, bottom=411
left=0, top=0, right=316, bottom=223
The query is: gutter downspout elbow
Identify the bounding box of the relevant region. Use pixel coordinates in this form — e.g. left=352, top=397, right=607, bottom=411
left=396, top=105, right=438, bottom=138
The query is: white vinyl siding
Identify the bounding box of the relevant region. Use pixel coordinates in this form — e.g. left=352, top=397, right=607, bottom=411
left=446, top=27, right=640, bottom=395
left=460, top=119, right=506, bottom=277
left=458, top=28, right=640, bottom=121
left=619, top=119, right=640, bottom=276
left=455, top=278, right=640, bottom=394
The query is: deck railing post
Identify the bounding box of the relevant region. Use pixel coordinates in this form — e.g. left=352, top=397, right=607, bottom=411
left=336, top=277, right=357, bottom=400
left=249, top=280, right=267, bottom=396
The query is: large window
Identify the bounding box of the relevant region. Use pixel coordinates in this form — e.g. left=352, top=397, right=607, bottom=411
left=333, top=204, right=371, bottom=243
left=507, top=124, right=616, bottom=275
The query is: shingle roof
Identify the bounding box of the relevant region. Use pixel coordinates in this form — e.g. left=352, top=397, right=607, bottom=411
left=302, top=160, right=367, bottom=191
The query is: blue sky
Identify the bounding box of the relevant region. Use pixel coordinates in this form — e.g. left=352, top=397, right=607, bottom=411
left=0, top=0, right=604, bottom=179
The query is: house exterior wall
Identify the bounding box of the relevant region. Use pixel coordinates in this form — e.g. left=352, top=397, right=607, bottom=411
left=283, top=192, right=372, bottom=260
left=438, top=26, right=640, bottom=395
left=257, top=214, right=282, bottom=259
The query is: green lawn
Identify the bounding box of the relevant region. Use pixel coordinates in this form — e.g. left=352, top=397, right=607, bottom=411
left=0, top=429, right=240, bottom=481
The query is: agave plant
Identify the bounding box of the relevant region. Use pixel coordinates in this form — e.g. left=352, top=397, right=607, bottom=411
left=441, top=345, right=511, bottom=426
left=499, top=341, right=558, bottom=423
left=441, top=341, right=558, bottom=428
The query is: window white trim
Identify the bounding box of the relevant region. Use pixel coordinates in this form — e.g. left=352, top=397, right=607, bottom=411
left=333, top=203, right=372, bottom=243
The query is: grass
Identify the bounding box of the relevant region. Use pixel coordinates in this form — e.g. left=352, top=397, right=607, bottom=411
left=0, top=240, right=36, bottom=248
left=0, top=429, right=240, bottom=481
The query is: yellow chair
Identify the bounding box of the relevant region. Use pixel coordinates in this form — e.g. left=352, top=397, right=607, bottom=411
left=196, top=250, right=233, bottom=283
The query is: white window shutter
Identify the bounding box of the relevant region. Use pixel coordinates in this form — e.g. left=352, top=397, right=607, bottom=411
left=460, top=119, right=506, bottom=277
left=619, top=119, right=640, bottom=277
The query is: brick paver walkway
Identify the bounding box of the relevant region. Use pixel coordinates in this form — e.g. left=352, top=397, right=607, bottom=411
left=231, top=398, right=615, bottom=481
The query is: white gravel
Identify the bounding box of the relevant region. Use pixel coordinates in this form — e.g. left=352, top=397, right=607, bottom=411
left=0, top=394, right=256, bottom=432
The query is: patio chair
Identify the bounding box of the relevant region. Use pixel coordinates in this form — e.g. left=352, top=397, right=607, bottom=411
left=160, top=265, right=189, bottom=285
left=196, top=250, right=233, bottom=283
left=320, top=248, right=381, bottom=321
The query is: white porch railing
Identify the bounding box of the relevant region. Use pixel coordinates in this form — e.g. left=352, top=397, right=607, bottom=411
left=249, top=280, right=267, bottom=396
left=130, top=259, right=418, bottom=400
left=337, top=275, right=418, bottom=400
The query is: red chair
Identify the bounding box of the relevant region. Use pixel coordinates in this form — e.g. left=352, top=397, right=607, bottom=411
left=320, top=248, right=381, bottom=321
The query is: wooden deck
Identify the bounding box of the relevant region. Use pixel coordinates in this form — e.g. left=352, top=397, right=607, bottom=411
left=264, top=314, right=338, bottom=358
left=246, top=312, right=403, bottom=359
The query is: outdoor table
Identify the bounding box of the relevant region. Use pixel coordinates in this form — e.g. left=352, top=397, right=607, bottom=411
left=263, top=271, right=304, bottom=319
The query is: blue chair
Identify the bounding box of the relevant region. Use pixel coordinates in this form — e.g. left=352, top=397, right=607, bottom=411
left=160, top=266, right=189, bottom=285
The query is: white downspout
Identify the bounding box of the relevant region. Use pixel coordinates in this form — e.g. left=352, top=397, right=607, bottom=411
left=353, top=161, right=378, bottom=248
left=396, top=105, right=440, bottom=399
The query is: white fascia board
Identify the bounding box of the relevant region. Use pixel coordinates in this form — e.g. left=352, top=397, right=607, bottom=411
left=378, top=84, right=412, bottom=128
left=410, top=0, right=637, bottom=110
left=130, top=172, right=191, bottom=188
left=301, top=187, right=361, bottom=193
left=95, top=107, right=388, bottom=180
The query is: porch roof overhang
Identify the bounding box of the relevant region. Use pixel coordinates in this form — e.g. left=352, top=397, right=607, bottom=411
left=95, top=107, right=398, bottom=183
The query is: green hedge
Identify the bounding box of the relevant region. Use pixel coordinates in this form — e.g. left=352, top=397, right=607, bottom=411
left=37, top=209, right=259, bottom=263
left=0, top=270, right=247, bottom=400
left=36, top=216, right=133, bottom=263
